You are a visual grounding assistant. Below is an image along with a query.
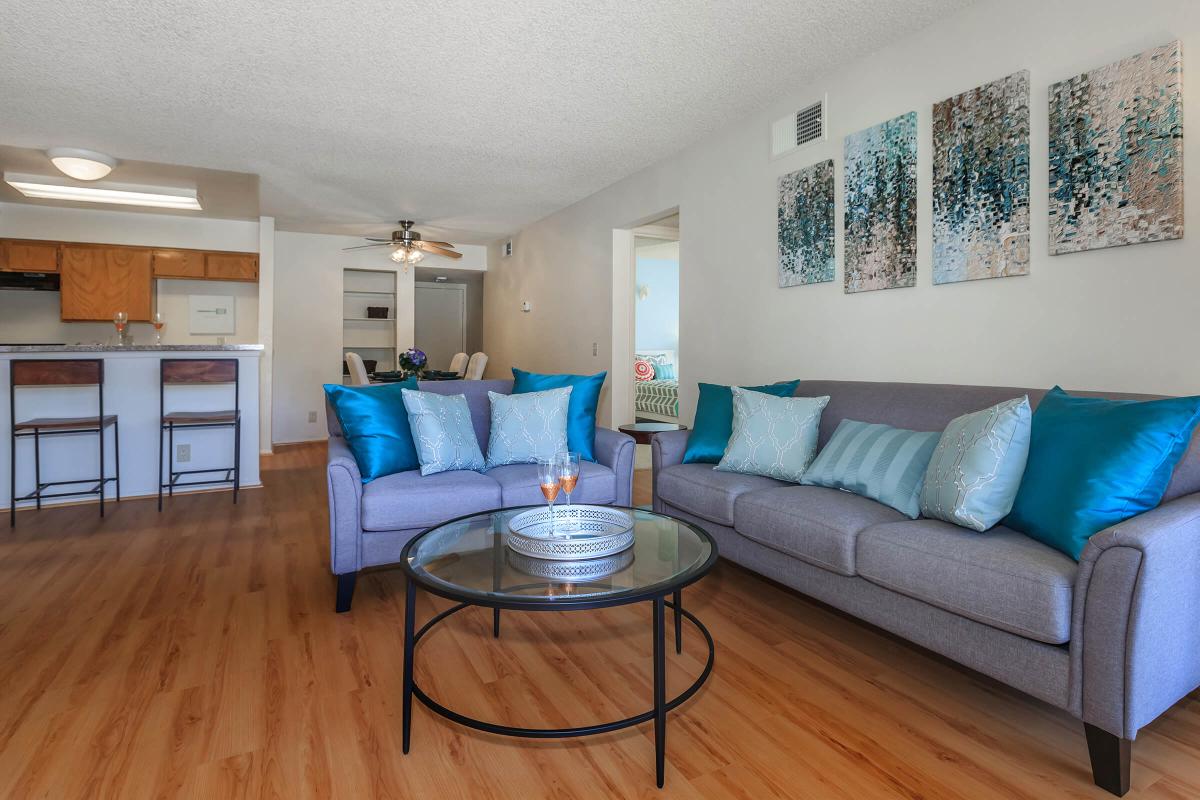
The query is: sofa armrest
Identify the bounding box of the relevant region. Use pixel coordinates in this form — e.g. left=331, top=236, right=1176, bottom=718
left=1071, top=492, right=1200, bottom=739
left=594, top=427, right=636, bottom=506
left=327, top=436, right=364, bottom=575
left=651, top=430, right=690, bottom=512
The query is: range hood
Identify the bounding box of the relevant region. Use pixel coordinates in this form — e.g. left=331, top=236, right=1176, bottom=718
left=0, top=271, right=61, bottom=291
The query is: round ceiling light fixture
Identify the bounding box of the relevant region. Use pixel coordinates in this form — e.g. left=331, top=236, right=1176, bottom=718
left=46, top=147, right=118, bottom=181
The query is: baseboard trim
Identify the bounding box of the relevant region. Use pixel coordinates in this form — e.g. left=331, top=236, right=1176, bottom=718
left=3, top=482, right=264, bottom=514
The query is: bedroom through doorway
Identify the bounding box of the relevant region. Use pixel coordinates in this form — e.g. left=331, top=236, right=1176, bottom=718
left=632, top=215, right=680, bottom=432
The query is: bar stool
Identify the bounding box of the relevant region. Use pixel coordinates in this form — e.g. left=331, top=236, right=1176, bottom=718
left=159, top=358, right=241, bottom=511
left=9, top=358, right=120, bottom=528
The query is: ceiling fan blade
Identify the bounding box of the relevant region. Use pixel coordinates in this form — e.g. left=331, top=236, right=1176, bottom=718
left=342, top=242, right=395, bottom=251
left=415, top=242, right=463, bottom=258
left=364, top=237, right=396, bottom=242
left=421, top=240, right=454, bottom=247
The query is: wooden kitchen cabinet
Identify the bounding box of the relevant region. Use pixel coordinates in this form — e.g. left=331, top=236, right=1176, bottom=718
left=206, top=253, right=258, bottom=281
left=152, top=248, right=207, bottom=279
left=60, top=245, right=153, bottom=321
left=2, top=239, right=60, bottom=272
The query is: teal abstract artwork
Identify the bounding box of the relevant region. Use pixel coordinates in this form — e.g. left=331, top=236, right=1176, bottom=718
left=1049, top=41, right=1183, bottom=254
left=777, top=159, right=835, bottom=287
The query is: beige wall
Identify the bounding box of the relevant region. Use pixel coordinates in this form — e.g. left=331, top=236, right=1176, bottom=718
left=484, top=0, right=1200, bottom=427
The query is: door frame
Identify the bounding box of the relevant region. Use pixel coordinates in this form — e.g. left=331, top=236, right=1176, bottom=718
left=414, top=281, right=467, bottom=365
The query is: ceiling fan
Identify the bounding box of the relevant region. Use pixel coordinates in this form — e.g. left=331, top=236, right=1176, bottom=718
left=343, top=220, right=462, bottom=265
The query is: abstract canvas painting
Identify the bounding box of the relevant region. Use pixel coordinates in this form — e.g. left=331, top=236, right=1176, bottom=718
left=933, top=71, right=1030, bottom=284
left=777, top=159, right=835, bottom=287
left=844, top=112, right=918, bottom=293
left=1049, top=41, right=1183, bottom=254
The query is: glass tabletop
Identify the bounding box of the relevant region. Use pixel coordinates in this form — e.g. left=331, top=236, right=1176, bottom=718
left=402, top=506, right=716, bottom=606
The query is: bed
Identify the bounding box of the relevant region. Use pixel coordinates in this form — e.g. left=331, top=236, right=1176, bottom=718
left=634, top=349, right=679, bottom=421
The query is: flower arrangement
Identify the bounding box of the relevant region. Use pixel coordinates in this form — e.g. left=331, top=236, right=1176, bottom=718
left=399, top=348, right=427, bottom=378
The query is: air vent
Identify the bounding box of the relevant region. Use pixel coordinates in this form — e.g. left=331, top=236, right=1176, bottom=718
left=770, top=96, right=827, bottom=159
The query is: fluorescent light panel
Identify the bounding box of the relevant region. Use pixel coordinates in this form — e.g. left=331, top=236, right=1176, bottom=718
left=3, top=173, right=202, bottom=210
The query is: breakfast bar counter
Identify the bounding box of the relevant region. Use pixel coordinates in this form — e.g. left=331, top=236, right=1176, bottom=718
left=2, top=345, right=263, bottom=514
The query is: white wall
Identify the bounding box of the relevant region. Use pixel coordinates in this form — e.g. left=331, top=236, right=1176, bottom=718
left=484, top=0, right=1200, bottom=427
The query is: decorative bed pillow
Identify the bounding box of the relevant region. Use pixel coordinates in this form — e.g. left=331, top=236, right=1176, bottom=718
left=654, top=362, right=677, bottom=381
left=401, top=389, right=486, bottom=476
left=1005, top=387, right=1200, bottom=559
left=716, top=388, right=830, bottom=482
left=484, top=387, right=572, bottom=469
left=683, top=381, right=800, bottom=464
left=512, top=368, right=606, bottom=462
left=801, top=419, right=940, bottom=519
left=634, top=359, right=656, bottom=381
left=323, top=378, right=419, bottom=482
left=920, top=396, right=1032, bottom=532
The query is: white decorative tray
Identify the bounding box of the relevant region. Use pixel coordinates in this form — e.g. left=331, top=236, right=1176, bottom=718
left=507, top=548, right=635, bottom=583
left=506, top=505, right=635, bottom=560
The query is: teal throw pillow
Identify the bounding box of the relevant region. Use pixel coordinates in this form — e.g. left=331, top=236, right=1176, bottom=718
left=683, top=381, right=801, bottom=464
left=1005, top=387, right=1200, bottom=559
left=920, top=396, right=1032, bottom=532
left=323, top=378, right=419, bottom=482
left=401, top=389, right=486, bottom=476
left=655, top=362, right=677, bottom=380
left=512, top=368, right=606, bottom=462
left=802, top=419, right=940, bottom=518
left=716, top=388, right=830, bottom=483
left=484, top=387, right=572, bottom=469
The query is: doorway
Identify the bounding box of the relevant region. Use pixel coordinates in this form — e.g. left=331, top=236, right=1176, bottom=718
left=632, top=218, right=680, bottom=423
left=414, top=281, right=466, bottom=372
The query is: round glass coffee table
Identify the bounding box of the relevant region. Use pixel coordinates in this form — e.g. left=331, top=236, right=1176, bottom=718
left=399, top=505, right=718, bottom=788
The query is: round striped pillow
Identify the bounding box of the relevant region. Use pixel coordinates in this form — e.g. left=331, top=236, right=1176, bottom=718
left=634, top=359, right=656, bottom=381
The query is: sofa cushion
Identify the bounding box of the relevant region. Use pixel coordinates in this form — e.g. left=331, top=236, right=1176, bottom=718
left=657, top=463, right=785, bottom=526
left=361, top=469, right=501, bottom=531
left=733, top=486, right=905, bottom=576
left=486, top=460, right=617, bottom=506
left=857, top=519, right=1077, bottom=644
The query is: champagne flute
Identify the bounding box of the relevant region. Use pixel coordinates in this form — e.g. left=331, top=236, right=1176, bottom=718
left=537, top=458, right=562, bottom=532
left=152, top=311, right=165, bottom=345
left=558, top=452, right=581, bottom=530
left=113, top=311, right=128, bottom=346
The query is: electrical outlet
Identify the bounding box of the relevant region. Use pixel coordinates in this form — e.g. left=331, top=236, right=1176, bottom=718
left=176, top=443, right=191, bottom=463
left=308, top=411, right=318, bottom=423
left=592, top=342, right=598, bottom=356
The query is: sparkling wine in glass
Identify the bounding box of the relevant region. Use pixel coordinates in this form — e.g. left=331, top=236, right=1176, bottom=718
left=113, top=311, right=128, bottom=346
left=537, top=457, right=562, bottom=532
left=152, top=311, right=165, bottom=345
left=558, top=452, right=581, bottom=530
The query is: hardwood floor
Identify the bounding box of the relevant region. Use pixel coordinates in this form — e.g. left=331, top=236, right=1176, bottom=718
left=1, top=445, right=1197, bottom=799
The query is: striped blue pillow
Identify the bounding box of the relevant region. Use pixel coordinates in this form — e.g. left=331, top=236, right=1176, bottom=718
left=801, top=419, right=940, bottom=518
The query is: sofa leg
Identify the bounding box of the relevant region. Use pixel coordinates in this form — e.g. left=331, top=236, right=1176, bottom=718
left=335, top=572, right=357, bottom=613
left=1084, top=723, right=1131, bottom=797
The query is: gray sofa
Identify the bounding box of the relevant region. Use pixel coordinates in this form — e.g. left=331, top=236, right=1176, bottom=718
left=327, top=378, right=635, bottom=612
left=652, top=380, right=1200, bottom=797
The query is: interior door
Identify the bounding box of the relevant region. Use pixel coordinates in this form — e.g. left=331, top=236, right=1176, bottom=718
left=414, top=282, right=466, bottom=371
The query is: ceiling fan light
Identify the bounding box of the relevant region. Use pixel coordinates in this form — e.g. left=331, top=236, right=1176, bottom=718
left=407, top=249, right=424, bottom=264
left=390, top=247, right=407, bottom=264
left=46, top=148, right=117, bottom=181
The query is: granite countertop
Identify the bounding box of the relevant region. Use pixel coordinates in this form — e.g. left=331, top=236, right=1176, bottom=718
left=0, top=344, right=265, bottom=353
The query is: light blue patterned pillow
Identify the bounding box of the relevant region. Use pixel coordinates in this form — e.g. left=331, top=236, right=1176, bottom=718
left=716, top=388, right=829, bottom=482
left=401, top=389, right=486, bottom=476
left=484, top=387, right=572, bottom=469
left=655, top=362, right=677, bottom=380
left=801, top=419, right=940, bottom=518
left=920, top=397, right=1032, bottom=532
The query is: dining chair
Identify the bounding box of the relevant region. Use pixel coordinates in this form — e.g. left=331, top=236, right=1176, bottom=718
left=449, top=352, right=469, bottom=377
left=464, top=352, right=488, bottom=380
left=344, top=353, right=370, bottom=386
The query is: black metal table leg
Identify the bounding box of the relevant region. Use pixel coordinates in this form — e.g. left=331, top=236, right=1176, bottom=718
left=653, top=594, right=667, bottom=788
left=673, top=589, right=682, bottom=654
left=403, top=575, right=416, bottom=754
left=493, top=608, right=501, bottom=638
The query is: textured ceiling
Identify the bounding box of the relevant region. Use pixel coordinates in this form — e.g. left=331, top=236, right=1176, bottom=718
left=0, top=0, right=976, bottom=242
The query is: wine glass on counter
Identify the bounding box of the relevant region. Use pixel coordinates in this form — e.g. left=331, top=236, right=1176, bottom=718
left=112, top=311, right=128, bottom=346
left=152, top=312, right=165, bottom=345
left=537, top=457, right=562, bottom=531
left=558, top=452, right=581, bottom=530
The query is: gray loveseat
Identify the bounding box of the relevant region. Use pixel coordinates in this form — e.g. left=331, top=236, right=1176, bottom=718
left=652, top=379, right=1200, bottom=797
left=327, top=378, right=635, bottom=612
